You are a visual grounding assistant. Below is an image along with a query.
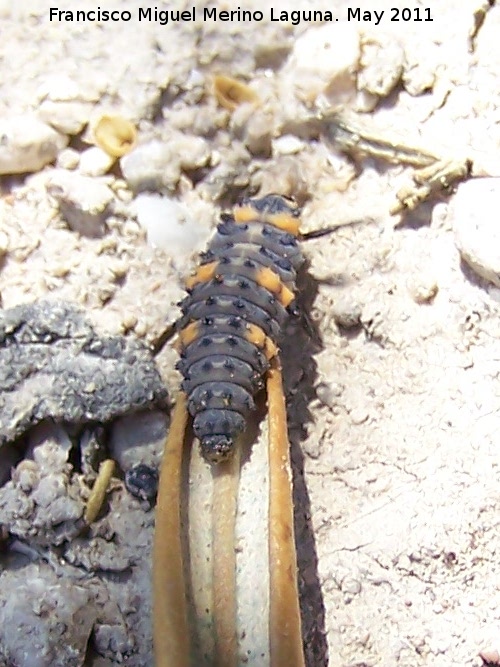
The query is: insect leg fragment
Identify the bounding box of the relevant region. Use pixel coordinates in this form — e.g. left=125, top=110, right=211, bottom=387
left=267, top=359, right=305, bottom=667
left=153, top=392, right=190, bottom=667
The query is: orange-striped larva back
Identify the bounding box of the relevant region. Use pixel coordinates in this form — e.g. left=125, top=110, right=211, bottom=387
left=176, top=195, right=304, bottom=462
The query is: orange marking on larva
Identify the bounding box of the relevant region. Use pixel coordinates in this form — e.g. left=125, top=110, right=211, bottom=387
left=234, top=205, right=259, bottom=223
left=279, top=284, right=295, bottom=308
left=255, top=267, right=296, bottom=308
left=178, top=321, right=200, bottom=349
left=234, top=206, right=300, bottom=235
left=246, top=323, right=278, bottom=360
left=267, top=212, right=301, bottom=235
left=185, top=261, right=218, bottom=290
left=256, top=266, right=281, bottom=293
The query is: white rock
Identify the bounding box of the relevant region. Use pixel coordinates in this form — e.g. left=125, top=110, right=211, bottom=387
left=47, top=170, right=114, bottom=237
left=176, top=134, right=211, bottom=171
left=131, top=193, right=209, bottom=255
left=358, top=34, right=404, bottom=98
left=273, top=135, right=305, bottom=156
left=0, top=115, right=68, bottom=175
left=244, top=111, right=273, bottom=157
left=36, top=73, right=105, bottom=103
left=450, top=178, right=500, bottom=287
left=121, top=135, right=210, bottom=192
left=332, top=296, right=362, bottom=328
left=283, top=22, right=360, bottom=106
left=38, top=100, right=90, bottom=135
left=120, top=140, right=179, bottom=192
left=37, top=74, right=81, bottom=102
left=79, top=146, right=115, bottom=176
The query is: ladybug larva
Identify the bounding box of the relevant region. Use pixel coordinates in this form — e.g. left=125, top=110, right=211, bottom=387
left=176, top=194, right=305, bottom=462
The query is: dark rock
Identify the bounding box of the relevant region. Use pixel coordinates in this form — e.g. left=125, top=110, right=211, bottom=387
left=125, top=464, right=159, bottom=502
left=0, top=301, right=169, bottom=447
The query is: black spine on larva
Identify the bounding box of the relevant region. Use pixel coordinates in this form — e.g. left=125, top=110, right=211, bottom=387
left=177, top=195, right=304, bottom=463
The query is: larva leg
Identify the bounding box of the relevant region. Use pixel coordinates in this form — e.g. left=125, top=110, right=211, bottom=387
left=211, top=442, right=242, bottom=667
left=267, top=359, right=305, bottom=667
left=153, top=392, right=190, bottom=667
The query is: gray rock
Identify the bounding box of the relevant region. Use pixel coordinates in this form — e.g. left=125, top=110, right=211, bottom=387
left=0, top=564, right=96, bottom=667
left=0, top=300, right=169, bottom=448
left=46, top=170, right=115, bottom=237
left=2, top=429, right=84, bottom=546
left=64, top=537, right=133, bottom=572
left=109, top=409, right=167, bottom=471
left=93, top=623, right=135, bottom=661
left=0, top=115, right=68, bottom=175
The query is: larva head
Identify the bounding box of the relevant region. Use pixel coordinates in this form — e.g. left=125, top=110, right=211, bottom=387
left=234, top=194, right=301, bottom=235
left=200, top=434, right=234, bottom=463
left=245, top=194, right=300, bottom=216
left=193, top=410, right=245, bottom=464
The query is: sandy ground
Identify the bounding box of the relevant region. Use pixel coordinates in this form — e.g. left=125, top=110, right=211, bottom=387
left=1, top=1, right=500, bottom=665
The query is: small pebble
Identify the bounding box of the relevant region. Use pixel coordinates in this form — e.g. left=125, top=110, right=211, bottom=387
left=47, top=170, right=114, bottom=237
left=121, top=135, right=209, bottom=193
left=12, top=460, right=40, bottom=493
left=316, top=381, right=344, bottom=409
left=78, top=146, right=115, bottom=176
left=0, top=115, right=68, bottom=175
left=341, top=576, right=362, bottom=596
left=120, top=140, right=178, bottom=192
left=120, top=314, right=138, bottom=334
left=272, top=135, right=305, bottom=156
left=243, top=111, right=273, bottom=157
left=332, top=296, right=362, bottom=328
left=408, top=277, right=439, bottom=304
left=56, top=148, right=80, bottom=170
left=349, top=408, right=369, bottom=425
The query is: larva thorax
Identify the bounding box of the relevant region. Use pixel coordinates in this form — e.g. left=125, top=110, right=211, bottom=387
left=177, top=194, right=304, bottom=463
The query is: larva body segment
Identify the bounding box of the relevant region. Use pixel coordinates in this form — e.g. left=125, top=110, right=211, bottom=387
left=177, top=194, right=304, bottom=462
